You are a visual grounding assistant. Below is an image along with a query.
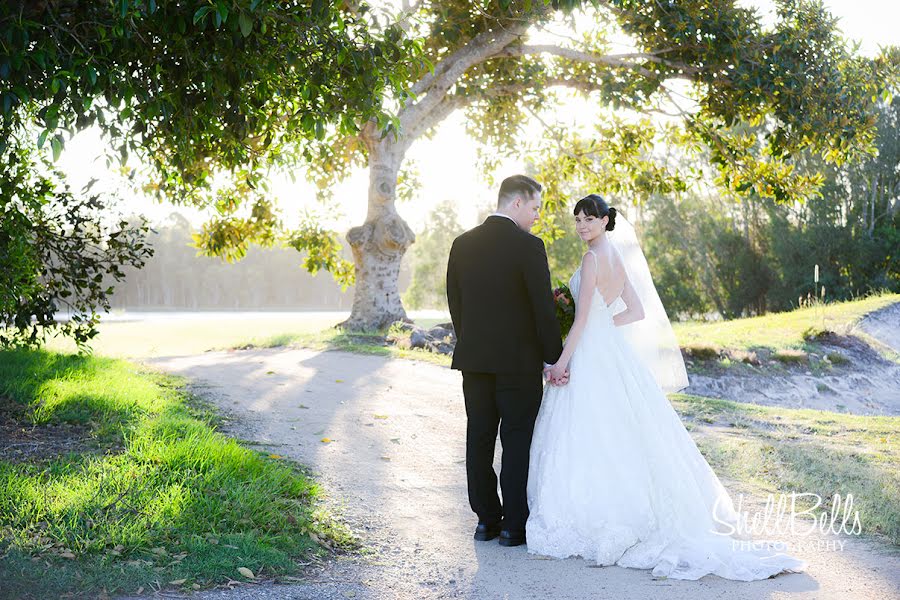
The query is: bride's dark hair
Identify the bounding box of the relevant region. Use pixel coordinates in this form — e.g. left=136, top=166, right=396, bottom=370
left=573, top=194, right=617, bottom=231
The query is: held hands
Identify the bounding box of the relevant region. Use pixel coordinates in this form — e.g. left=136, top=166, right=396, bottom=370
left=543, top=362, right=570, bottom=386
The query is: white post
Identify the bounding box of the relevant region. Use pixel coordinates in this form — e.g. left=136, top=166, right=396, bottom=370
left=814, top=264, right=820, bottom=329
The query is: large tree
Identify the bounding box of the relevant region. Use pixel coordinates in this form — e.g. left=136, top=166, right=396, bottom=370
left=300, top=0, right=897, bottom=330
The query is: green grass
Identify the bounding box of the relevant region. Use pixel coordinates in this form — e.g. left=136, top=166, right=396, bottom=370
left=673, top=293, right=898, bottom=354
left=0, top=349, right=350, bottom=599
left=672, top=394, right=900, bottom=545
left=235, top=296, right=897, bottom=371
left=241, top=296, right=897, bottom=372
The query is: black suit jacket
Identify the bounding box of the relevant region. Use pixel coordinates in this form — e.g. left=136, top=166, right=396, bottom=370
left=446, top=216, right=563, bottom=374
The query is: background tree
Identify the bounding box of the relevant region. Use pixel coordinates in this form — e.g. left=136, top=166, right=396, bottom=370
left=402, top=199, right=465, bottom=311
left=0, top=144, right=151, bottom=348
left=305, top=0, right=897, bottom=330
left=635, top=94, right=899, bottom=319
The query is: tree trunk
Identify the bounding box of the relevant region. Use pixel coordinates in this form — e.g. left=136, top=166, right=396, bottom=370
left=340, top=128, right=416, bottom=331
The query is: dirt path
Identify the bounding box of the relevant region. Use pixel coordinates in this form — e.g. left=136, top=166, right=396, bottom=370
left=139, top=348, right=900, bottom=600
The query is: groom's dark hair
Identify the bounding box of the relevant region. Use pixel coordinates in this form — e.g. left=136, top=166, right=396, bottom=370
left=497, top=174, right=542, bottom=208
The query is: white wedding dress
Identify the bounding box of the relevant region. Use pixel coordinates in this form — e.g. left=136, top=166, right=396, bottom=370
left=525, top=255, right=806, bottom=581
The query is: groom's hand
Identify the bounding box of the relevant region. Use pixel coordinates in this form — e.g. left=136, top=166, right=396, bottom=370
left=542, top=366, right=555, bottom=385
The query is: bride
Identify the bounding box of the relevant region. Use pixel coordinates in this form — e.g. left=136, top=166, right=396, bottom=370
left=526, top=194, right=806, bottom=581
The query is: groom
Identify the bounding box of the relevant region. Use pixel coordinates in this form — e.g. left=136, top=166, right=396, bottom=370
left=446, top=174, right=564, bottom=547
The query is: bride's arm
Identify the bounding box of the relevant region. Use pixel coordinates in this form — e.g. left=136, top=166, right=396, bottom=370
left=613, top=271, right=645, bottom=327
left=547, top=253, right=597, bottom=379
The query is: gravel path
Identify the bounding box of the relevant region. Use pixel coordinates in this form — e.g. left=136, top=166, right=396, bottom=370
left=134, top=348, right=900, bottom=600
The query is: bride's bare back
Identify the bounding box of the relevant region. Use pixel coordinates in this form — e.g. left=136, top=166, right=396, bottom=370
left=587, top=244, right=644, bottom=326
left=588, top=244, right=625, bottom=306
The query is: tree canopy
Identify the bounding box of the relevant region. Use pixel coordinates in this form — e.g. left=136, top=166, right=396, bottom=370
left=298, top=0, right=899, bottom=329
left=0, top=0, right=418, bottom=345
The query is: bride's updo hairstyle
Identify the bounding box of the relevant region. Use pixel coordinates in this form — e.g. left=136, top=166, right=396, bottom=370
left=573, top=194, right=617, bottom=231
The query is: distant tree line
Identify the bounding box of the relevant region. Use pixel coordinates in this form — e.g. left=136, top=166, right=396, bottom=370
left=109, top=213, right=413, bottom=311
left=641, top=97, right=899, bottom=319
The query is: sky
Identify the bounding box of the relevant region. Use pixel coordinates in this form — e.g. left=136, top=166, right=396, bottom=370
left=56, top=0, right=900, bottom=234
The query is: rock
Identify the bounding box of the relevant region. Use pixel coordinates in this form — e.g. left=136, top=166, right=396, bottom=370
left=410, top=329, right=428, bottom=349
left=435, top=342, right=454, bottom=355
left=427, top=327, right=450, bottom=340
left=437, top=322, right=455, bottom=333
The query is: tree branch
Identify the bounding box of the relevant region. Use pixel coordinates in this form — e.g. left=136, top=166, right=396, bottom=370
left=500, top=44, right=700, bottom=79
left=405, top=75, right=614, bottom=140
left=403, top=16, right=540, bottom=132
left=405, top=93, right=471, bottom=140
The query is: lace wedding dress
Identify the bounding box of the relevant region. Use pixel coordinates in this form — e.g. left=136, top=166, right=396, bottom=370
left=525, top=253, right=806, bottom=581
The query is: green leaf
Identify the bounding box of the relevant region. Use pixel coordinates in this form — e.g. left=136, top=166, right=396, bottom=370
left=216, top=1, right=229, bottom=23
left=239, top=13, right=252, bottom=37
left=45, top=104, right=59, bottom=129
left=37, top=130, right=48, bottom=149
left=51, top=135, right=63, bottom=162
left=193, top=6, right=211, bottom=25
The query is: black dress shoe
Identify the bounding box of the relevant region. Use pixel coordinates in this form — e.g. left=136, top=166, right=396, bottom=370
left=474, top=522, right=502, bottom=541
left=498, top=529, right=526, bottom=547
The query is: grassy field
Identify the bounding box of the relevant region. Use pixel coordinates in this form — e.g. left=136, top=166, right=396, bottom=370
left=233, top=294, right=898, bottom=370
left=673, top=293, right=898, bottom=355
left=44, top=313, right=347, bottom=359
left=671, top=394, right=900, bottom=546
left=44, top=312, right=449, bottom=359
left=39, top=294, right=897, bottom=365
left=0, top=349, right=350, bottom=599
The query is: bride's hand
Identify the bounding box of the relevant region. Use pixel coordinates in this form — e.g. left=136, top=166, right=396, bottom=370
left=545, top=362, right=568, bottom=384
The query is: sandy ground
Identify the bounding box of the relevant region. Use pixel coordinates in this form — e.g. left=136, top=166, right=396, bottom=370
left=134, top=347, right=900, bottom=600
left=685, top=303, right=900, bottom=416
left=860, top=301, right=900, bottom=353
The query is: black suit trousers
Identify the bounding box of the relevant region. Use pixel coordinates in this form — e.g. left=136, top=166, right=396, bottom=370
left=462, top=370, right=543, bottom=531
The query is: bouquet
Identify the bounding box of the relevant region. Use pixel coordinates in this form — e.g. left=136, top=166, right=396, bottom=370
left=553, top=283, right=575, bottom=339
